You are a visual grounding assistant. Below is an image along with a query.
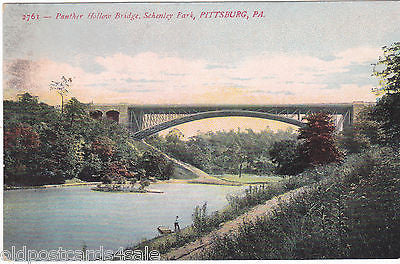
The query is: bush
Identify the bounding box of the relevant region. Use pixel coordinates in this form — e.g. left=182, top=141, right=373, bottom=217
left=200, top=148, right=400, bottom=259
left=269, top=140, right=305, bottom=175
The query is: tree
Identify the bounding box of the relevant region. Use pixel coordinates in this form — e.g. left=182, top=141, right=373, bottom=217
left=165, top=128, right=184, bottom=143
left=4, top=124, right=41, bottom=184
left=298, top=112, right=343, bottom=166
left=371, top=93, right=400, bottom=146
left=372, top=42, right=400, bottom=95
left=17, top=92, right=39, bottom=104
left=269, top=139, right=304, bottom=175
left=91, top=136, right=114, bottom=162
left=339, top=105, right=380, bottom=153
left=4, top=124, right=41, bottom=150
left=103, top=161, right=136, bottom=184
left=138, top=151, right=174, bottom=180
left=64, top=97, right=87, bottom=126
left=368, top=42, right=400, bottom=146
left=49, top=76, right=72, bottom=113
left=231, top=139, right=247, bottom=178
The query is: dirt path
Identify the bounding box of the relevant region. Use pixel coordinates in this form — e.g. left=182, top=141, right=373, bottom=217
left=163, top=185, right=312, bottom=260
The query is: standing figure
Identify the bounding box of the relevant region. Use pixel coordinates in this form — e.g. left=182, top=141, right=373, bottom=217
left=174, top=216, right=181, bottom=233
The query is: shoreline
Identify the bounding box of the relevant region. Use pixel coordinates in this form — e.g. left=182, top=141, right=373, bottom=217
left=4, top=171, right=282, bottom=191
left=4, top=182, right=103, bottom=191
left=4, top=175, right=274, bottom=191
left=152, top=178, right=242, bottom=186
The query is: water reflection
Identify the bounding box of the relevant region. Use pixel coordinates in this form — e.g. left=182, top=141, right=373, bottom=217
left=4, top=184, right=243, bottom=252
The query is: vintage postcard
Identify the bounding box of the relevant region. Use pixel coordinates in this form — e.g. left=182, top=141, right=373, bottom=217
left=3, top=1, right=400, bottom=261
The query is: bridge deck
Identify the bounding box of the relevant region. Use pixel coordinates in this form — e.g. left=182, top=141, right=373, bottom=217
left=89, top=102, right=375, bottom=139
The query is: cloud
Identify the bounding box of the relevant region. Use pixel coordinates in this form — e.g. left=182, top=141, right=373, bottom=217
left=4, top=59, right=40, bottom=93
left=231, top=77, right=252, bottom=81
left=205, top=64, right=235, bottom=70
left=123, top=78, right=164, bottom=83
left=4, top=46, right=381, bottom=105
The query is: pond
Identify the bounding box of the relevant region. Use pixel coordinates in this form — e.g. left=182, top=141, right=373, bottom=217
left=3, top=183, right=243, bottom=252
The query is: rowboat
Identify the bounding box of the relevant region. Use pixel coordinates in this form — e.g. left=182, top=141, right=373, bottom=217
left=157, top=226, right=173, bottom=235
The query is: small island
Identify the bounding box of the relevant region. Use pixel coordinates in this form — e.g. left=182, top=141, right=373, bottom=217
left=91, top=179, right=163, bottom=193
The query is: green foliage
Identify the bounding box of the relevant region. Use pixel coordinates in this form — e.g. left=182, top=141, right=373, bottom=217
left=372, top=42, right=400, bottom=95
left=91, top=136, right=115, bottom=162
left=339, top=105, right=379, bottom=153
left=4, top=124, right=42, bottom=185
left=370, top=93, right=400, bottom=146
left=64, top=97, right=87, bottom=125
left=138, top=151, right=174, bottom=180
left=4, top=94, right=60, bottom=127
left=200, top=148, right=400, bottom=259
left=215, top=174, right=281, bottom=184
left=129, top=169, right=315, bottom=257
left=192, top=202, right=211, bottom=234
left=148, top=128, right=298, bottom=176
left=340, top=127, right=370, bottom=154
left=341, top=148, right=400, bottom=258
left=268, top=113, right=343, bottom=176
left=203, top=183, right=349, bottom=260
left=269, top=139, right=305, bottom=175
left=367, top=42, right=400, bottom=146
left=79, top=153, right=103, bottom=182
left=3, top=93, right=173, bottom=186
left=192, top=180, right=313, bottom=238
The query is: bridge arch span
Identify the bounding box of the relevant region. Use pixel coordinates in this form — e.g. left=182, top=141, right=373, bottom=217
left=132, top=110, right=306, bottom=140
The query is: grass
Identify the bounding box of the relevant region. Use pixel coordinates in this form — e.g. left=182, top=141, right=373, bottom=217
left=126, top=175, right=313, bottom=258
left=213, top=174, right=283, bottom=184
left=171, top=165, right=199, bottom=179
left=4, top=178, right=102, bottom=190
left=199, top=148, right=400, bottom=259
left=130, top=226, right=197, bottom=255
left=126, top=184, right=279, bottom=256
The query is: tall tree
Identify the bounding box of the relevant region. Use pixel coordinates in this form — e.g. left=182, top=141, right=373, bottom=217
left=372, top=42, right=400, bottom=95
left=269, top=139, right=304, bottom=175
left=64, top=97, right=87, bottom=126
left=4, top=124, right=41, bottom=184
left=17, top=92, right=39, bottom=105
left=371, top=93, right=400, bottom=146
left=49, top=76, right=72, bottom=113
left=298, top=112, right=343, bottom=166
left=339, top=105, right=380, bottom=153
left=370, top=42, right=400, bottom=146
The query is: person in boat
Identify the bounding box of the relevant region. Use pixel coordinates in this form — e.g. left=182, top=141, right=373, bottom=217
left=174, top=216, right=181, bottom=232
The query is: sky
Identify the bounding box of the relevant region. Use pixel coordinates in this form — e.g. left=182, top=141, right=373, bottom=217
left=3, top=2, right=400, bottom=136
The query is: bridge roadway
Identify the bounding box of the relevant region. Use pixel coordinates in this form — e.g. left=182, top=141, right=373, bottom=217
left=89, top=102, right=372, bottom=140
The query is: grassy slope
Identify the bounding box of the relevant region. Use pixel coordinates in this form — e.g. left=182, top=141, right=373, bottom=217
left=198, top=149, right=400, bottom=259
left=213, top=174, right=283, bottom=184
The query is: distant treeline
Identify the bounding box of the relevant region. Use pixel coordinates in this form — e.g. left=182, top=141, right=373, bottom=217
left=3, top=93, right=173, bottom=186
left=146, top=127, right=298, bottom=176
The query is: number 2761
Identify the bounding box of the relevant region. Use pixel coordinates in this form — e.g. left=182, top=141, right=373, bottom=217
left=22, top=13, right=39, bottom=21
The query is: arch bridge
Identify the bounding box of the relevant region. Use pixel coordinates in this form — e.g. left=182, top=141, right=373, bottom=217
left=89, top=102, right=372, bottom=140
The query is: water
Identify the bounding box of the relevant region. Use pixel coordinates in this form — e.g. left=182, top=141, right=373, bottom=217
left=3, top=183, right=243, bottom=252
